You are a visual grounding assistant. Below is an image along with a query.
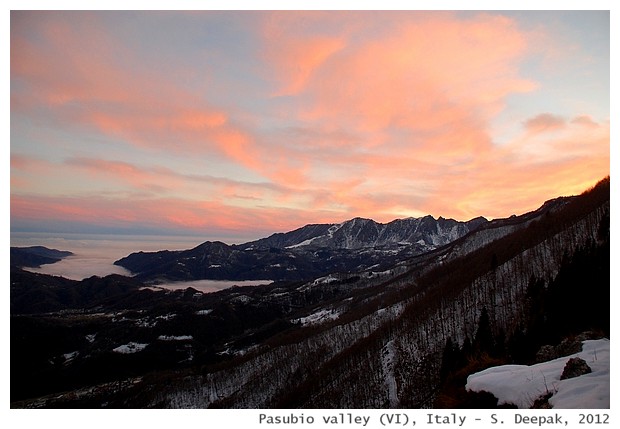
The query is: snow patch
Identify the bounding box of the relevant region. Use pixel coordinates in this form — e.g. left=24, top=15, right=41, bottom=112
left=230, top=295, right=251, bottom=304
left=311, top=274, right=339, bottom=286
left=285, top=238, right=316, bottom=249
left=372, top=269, right=394, bottom=277
left=135, top=317, right=157, bottom=328
left=158, top=335, right=193, bottom=341
left=294, top=308, right=340, bottom=326
left=63, top=351, right=79, bottom=364
left=327, top=223, right=342, bottom=237
left=466, top=339, right=609, bottom=409
left=195, top=309, right=213, bottom=316
left=112, top=342, right=149, bottom=354
left=381, top=340, right=399, bottom=407
left=157, top=313, right=176, bottom=321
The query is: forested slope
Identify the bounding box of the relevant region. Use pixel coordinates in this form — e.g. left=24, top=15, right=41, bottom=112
left=151, top=178, right=609, bottom=408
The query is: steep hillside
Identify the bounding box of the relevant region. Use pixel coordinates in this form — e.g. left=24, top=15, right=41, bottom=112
left=145, top=178, right=610, bottom=408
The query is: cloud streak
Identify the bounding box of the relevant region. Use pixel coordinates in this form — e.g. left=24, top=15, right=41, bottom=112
left=10, top=11, right=610, bottom=239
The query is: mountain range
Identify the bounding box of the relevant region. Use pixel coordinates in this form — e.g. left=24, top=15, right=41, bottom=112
left=10, top=177, right=610, bottom=408
left=113, top=215, right=488, bottom=282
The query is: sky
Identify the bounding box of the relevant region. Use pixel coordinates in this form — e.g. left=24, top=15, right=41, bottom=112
left=9, top=9, right=611, bottom=242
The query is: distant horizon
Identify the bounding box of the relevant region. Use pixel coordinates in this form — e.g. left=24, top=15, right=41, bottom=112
left=10, top=175, right=608, bottom=245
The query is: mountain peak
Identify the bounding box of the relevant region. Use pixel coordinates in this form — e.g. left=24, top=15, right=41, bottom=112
left=115, top=213, right=491, bottom=282
left=262, top=214, right=487, bottom=251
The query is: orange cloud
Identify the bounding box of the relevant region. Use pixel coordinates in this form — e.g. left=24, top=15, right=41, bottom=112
left=11, top=12, right=261, bottom=170
left=11, top=11, right=609, bottom=236
left=264, top=36, right=346, bottom=97
left=422, top=116, right=610, bottom=220
left=63, top=158, right=180, bottom=193
left=260, top=11, right=348, bottom=96
left=291, top=13, right=534, bottom=136
left=244, top=12, right=543, bottom=212
left=10, top=192, right=351, bottom=238
left=13, top=12, right=535, bottom=206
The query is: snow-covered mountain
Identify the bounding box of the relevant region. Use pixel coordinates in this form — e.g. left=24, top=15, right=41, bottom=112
left=245, top=215, right=488, bottom=251
left=114, top=214, right=488, bottom=282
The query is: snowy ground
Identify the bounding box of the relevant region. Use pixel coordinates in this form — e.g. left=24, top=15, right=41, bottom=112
left=381, top=340, right=399, bottom=407
left=112, top=342, right=149, bottom=354
left=293, top=308, right=341, bottom=326
left=466, top=339, right=609, bottom=408
left=157, top=335, right=193, bottom=341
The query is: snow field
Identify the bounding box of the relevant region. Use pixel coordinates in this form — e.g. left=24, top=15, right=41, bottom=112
left=466, top=339, right=609, bottom=408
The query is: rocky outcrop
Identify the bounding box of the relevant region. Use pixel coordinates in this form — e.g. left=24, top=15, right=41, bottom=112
left=560, top=357, right=592, bottom=380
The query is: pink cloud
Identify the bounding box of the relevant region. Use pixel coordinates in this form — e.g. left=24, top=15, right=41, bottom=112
left=11, top=12, right=314, bottom=191
left=260, top=11, right=349, bottom=96
left=420, top=117, right=610, bottom=220
left=10, top=12, right=609, bottom=235
left=523, top=113, right=567, bottom=133
left=12, top=12, right=536, bottom=191
left=287, top=13, right=534, bottom=136
left=571, top=115, right=599, bottom=128
left=11, top=12, right=257, bottom=165
left=10, top=192, right=350, bottom=238
left=246, top=12, right=543, bottom=206
left=263, top=35, right=346, bottom=97
left=61, top=156, right=298, bottom=202
left=10, top=154, right=58, bottom=193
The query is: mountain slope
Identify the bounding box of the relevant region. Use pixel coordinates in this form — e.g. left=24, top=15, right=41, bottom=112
left=114, top=215, right=488, bottom=282
left=241, top=216, right=488, bottom=250
left=10, top=246, right=73, bottom=268
left=148, top=178, right=609, bottom=408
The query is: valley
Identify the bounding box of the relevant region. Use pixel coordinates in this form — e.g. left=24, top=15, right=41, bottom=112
left=10, top=177, right=610, bottom=408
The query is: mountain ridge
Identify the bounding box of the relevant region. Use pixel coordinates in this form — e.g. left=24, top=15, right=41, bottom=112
left=113, top=195, right=576, bottom=283
left=10, top=246, right=74, bottom=269
left=114, top=213, right=490, bottom=282
left=236, top=214, right=489, bottom=251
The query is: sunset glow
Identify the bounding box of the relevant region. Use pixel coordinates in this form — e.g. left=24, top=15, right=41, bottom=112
left=10, top=10, right=610, bottom=241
